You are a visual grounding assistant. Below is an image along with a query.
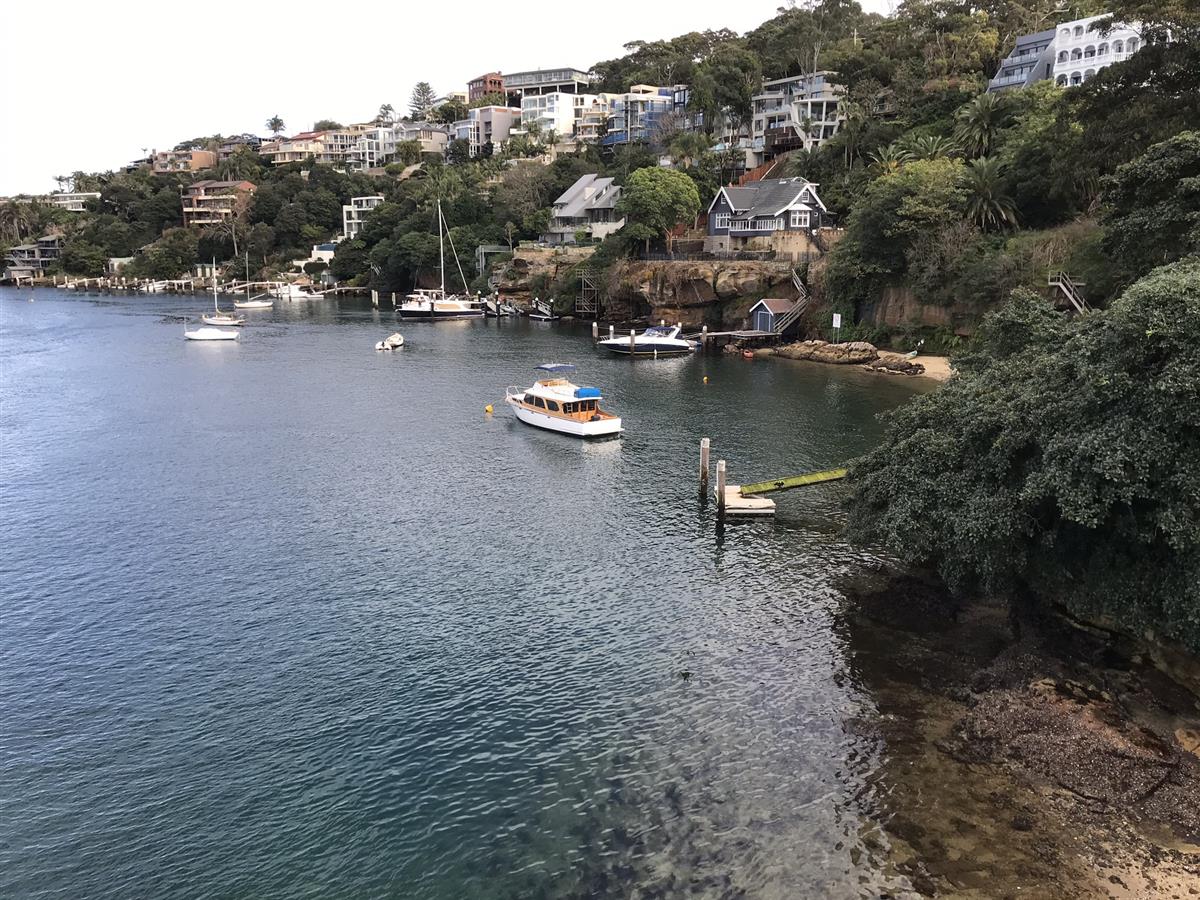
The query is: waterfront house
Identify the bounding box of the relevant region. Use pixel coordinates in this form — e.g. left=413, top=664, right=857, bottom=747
left=153, top=148, right=217, bottom=174
left=747, top=298, right=796, bottom=332
left=4, top=235, right=62, bottom=281
left=218, top=134, right=263, bottom=159
left=600, top=85, right=676, bottom=147
left=181, top=180, right=255, bottom=227
left=259, top=129, right=370, bottom=168
left=989, top=13, right=1145, bottom=91
left=463, top=106, right=521, bottom=157
left=541, top=174, right=623, bottom=245
left=343, top=196, right=384, bottom=239
left=503, top=67, right=592, bottom=105
left=748, top=72, right=844, bottom=168
left=349, top=122, right=449, bottom=170
left=468, top=72, right=505, bottom=102
left=705, top=177, right=828, bottom=260
left=520, top=91, right=598, bottom=139
left=6, top=192, right=100, bottom=212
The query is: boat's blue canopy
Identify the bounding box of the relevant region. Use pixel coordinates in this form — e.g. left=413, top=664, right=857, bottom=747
left=574, top=386, right=601, bottom=399
left=536, top=363, right=576, bottom=372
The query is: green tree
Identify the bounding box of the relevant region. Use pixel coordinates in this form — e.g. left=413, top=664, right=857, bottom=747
left=376, top=103, right=396, bottom=124
left=469, top=92, right=507, bottom=109
left=446, top=139, right=471, bottom=165
left=312, top=119, right=343, bottom=131
left=409, top=82, right=437, bottom=120
left=430, top=99, right=468, bottom=125
left=955, top=92, right=1010, bottom=158
left=845, top=261, right=1200, bottom=652
left=616, top=167, right=701, bottom=254
left=690, top=45, right=761, bottom=138
left=394, top=141, right=423, bottom=167
left=60, top=240, right=107, bottom=276
left=962, top=157, right=1018, bottom=232
left=1100, top=131, right=1200, bottom=289
left=266, top=116, right=285, bottom=136
left=133, top=228, right=200, bottom=279
left=903, top=134, right=960, bottom=160
left=868, top=142, right=912, bottom=176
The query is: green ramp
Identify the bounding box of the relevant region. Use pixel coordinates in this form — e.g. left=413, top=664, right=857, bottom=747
left=739, top=467, right=848, bottom=496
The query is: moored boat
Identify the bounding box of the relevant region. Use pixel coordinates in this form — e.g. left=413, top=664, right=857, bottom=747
left=375, top=332, right=405, bottom=350
left=184, top=325, right=239, bottom=341
left=505, top=364, right=622, bottom=438
left=597, top=324, right=697, bottom=357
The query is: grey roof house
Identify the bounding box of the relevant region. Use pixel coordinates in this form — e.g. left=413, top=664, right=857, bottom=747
left=542, top=174, right=624, bottom=245
left=705, top=177, right=828, bottom=257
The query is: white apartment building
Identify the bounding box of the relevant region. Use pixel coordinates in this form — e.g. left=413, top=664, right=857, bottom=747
left=343, top=196, right=384, bottom=239
left=520, top=92, right=598, bottom=138
left=749, top=71, right=844, bottom=168
left=463, top=106, right=522, bottom=156
left=1051, top=14, right=1143, bottom=86
left=350, top=122, right=449, bottom=170
left=503, top=67, right=592, bottom=100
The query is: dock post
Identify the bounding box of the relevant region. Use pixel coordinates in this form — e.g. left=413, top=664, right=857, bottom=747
left=592, top=321, right=598, bottom=341
left=701, top=324, right=708, bottom=346
left=372, top=289, right=379, bottom=308
left=660, top=319, right=665, bottom=326
left=716, top=460, right=726, bottom=514
left=391, top=292, right=396, bottom=305
left=629, top=329, right=636, bottom=354
left=609, top=325, right=615, bottom=340
left=700, top=438, right=710, bottom=493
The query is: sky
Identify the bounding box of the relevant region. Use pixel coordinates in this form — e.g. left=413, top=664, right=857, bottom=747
left=0, top=0, right=895, bottom=195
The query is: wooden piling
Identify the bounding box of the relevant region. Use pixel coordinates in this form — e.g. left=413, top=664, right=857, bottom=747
left=716, top=460, right=726, bottom=513
left=629, top=329, right=636, bottom=353
left=371, top=289, right=379, bottom=308
left=700, top=438, right=710, bottom=492
left=609, top=324, right=615, bottom=340
left=592, top=321, right=598, bottom=341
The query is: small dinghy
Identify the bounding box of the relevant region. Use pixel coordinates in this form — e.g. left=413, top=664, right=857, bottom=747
left=184, top=325, right=239, bottom=341
left=375, top=332, right=405, bottom=351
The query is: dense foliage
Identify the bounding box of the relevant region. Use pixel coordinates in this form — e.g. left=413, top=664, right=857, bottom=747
left=846, top=260, right=1200, bottom=651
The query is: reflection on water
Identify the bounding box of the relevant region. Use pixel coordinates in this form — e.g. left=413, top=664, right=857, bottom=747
left=1, top=289, right=929, bottom=899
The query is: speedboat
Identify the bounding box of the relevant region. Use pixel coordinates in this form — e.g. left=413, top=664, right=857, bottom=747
left=597, top=324, right=697, bottom=357
left=505, top=364, right=622, bottom=438
left=273, top=282, right=321, bottom=301
left=398, top=289, right=484, bottom=320
left=184, top=326, right=239, bottom=341
left=375, top=332, right=405, bottom=350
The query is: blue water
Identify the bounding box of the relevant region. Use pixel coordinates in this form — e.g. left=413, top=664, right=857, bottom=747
left=1, top=288, right=925, bottom=898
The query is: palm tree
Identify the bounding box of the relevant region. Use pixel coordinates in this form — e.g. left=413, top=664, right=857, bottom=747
left=668, top=131, right=712, bottom=169
left=867, top=142, right=912, bottom=176
left=266, top=116, right=285, bottom=137
left=376, top=103, right=395, bottom=125
left=904, top=134, right=960, bottom=160
left=955, top=93, right=1010, bottom=158
left=963, top=157, right=1019, bottom=232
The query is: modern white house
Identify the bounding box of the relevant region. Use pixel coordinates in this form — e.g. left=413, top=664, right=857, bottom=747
left=1051, top=14, right=1143, bottom=86
left=46, top=192, right=101, bottom=212
left=462, top=106, right=522, bottom=157
left=343, top=196, right=384, bottom=239
left=4, top=235, right=63, bottom=282
left=988, top=13, right=1145, bottom=91
left=520, top=92, right=598, bottom=138
left=749, top=72, right=845, bottom=168
left=541, top=174, right=624, bottom=245
left=503, top=67, right=592, bottom=101
left=600, top=85, right=676, bottom=147
left=349, top=122, right=449, bottom=170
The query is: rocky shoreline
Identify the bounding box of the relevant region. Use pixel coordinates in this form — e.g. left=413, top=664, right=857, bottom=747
left=841, top=571, right=1200, bottom=898
left=741, top=339, right=954, bottom=382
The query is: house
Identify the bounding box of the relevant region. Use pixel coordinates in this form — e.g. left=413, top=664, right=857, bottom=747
left=520, top=91, right=598, bottom=138
left=4, top=235, right=62, bottom=281
left=343, top=196, right=384, bottom=239
left=600, top=85, right=675, bottom=146
left=989, top=13, right=1145, bottom=92
left=259, top=129, right=370, bottom=167
left=468, top=72, right=505, bottom=101
left=749, top=72, right=845, bottom=168
left=705, top=177, right=828, bottom=260
left=542, top=174, right=624, bottom=245
left=153, top=148, right=217, bottom=173
left=747, top=298, right=796, bottom=332
left=432, top=91, right=468, bottom=109
left=181, top=180, right=256, bottom=227
left=8, top=192, right=100, bottom=212
left=503, top=67, right=592, bottom=104
left=349, top=122, right=449, bottom=170
left=987, top=28, right=1058, bottom=91
left=218, top=134, right=263, bottom=158
left=463, top=106, right=521, bottom=156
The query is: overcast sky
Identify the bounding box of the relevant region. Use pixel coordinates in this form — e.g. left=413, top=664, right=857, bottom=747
left=0, top=0, right=895, bottom=195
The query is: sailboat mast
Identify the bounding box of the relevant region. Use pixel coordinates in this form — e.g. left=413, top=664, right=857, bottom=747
left=437, top=198, right=445, bottom=295
left=212, top=256, right=218, bottom=312
left=245, top=251, right=250, bottom=301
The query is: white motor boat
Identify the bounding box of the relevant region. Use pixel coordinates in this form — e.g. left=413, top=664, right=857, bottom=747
left=184, top=326, right=239, bottom=341
left=597, top=324, right=697, bottom=357
left=273, top=282, right=322, bottom=301
left=375, top=332, right=405, bottom=350
left=505, top=364, right=622, bottom=438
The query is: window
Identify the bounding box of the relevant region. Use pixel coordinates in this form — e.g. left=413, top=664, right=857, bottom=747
left=1084, top=45, right=1095, bottom=58
left=1058, top=50, right=1069, bottom=62
left=713, top=213, right=730, bottom=229
left=1070, top=72, right=1082, bottom=85
left=524, top=394, right=537, bottom=404
left=1127, top=38, right=1138, bottom=52
left=1098, top=43, right=1109, bottom=55
left=1083, top=69, right=1096, bottom=81
left=1073, top=25, right=1083, bottom=36
left=1114, top=39, right=1124, bottom=53
left=534, top=397, right=546, bottom=409
left=1056, top=74, right=1068, bottom=86
left=1060, top=28, right=1070, bottom=38
left=1071, top=48, right=1082, bottom=60
left=789, top=209, right=809, bottom=228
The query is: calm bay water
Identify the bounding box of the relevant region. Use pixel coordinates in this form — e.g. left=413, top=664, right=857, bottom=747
left=1, top=288, right=926, bottom=899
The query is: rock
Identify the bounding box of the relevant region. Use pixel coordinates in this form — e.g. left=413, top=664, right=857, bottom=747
left=775, top=339, right=880, bottom=365
left=864, top=354, right=927, bottom=376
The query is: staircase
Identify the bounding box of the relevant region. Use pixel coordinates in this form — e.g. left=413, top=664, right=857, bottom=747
left=1048, top=271, right=1091, bottom=314
left=736, top=152, right=793, bottom=186
left=770, top=269, right=811, bottom=335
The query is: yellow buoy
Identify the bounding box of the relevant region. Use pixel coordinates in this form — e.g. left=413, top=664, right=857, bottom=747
left=703, top=376, right=709, bottom=384
left=484, top=404, right=493, bottom=414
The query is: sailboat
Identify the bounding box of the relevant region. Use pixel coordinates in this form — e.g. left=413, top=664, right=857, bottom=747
left=200, top=260, right=245, bottom=326
left=397, top=199, right=484, bottom=320
left=234, top=254, right=274, bottom=309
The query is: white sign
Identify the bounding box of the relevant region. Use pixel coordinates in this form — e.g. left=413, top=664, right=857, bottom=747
left=832, top=313, right=842, bottom=329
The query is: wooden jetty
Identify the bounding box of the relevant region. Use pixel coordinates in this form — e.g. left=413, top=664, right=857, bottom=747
left=700, top=439, right=848, bottom=517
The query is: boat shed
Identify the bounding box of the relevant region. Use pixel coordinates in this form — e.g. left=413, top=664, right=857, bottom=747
left=747, top=298, right=795, bottom=333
